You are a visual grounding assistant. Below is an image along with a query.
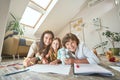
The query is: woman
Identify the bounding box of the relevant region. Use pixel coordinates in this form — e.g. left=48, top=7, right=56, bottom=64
left=62, top=33, right=100, bottom=64
left=23, top=30, right=54, bottom=67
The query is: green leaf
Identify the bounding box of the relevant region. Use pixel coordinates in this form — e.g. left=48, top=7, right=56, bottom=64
left=6, top=13, right=24, bottom=35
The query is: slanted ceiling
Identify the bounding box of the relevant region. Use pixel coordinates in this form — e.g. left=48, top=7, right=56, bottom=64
left=34, top=0, right=87, bottom=36
left=8, top=0, right=29, bottom=21
left=8, top=0, right=87, bottom=37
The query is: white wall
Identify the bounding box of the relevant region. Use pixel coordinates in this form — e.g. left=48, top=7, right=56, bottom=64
left=0, top=0, right=10, bottom=61
left=7, top=0, right=29, bottom=24
left=57, top=23, right=71, bottom=40
left=76, top=0, right=120, bottom=53
left=101, top=5, right=120, bottom=32
left=100, top=3, right=120, bottom=49
left=61, top=0, right=120, bottom=54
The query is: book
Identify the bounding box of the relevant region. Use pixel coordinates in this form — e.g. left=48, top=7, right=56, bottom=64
left=27, top=64, right=71, bottom=75
left=73, top=63, right=114, bottom=76
left=109, top=66, right=120, bottom=72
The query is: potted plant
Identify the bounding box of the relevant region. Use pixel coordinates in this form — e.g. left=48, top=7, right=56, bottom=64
left=102, top=30, right=120, bottom=55
left=6, top=13, right=24, bottom=35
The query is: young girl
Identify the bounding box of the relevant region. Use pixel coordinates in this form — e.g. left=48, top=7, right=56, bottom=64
left=23, top=30, right=54, bottom=67
left=46, top=37, right=62, bottom=64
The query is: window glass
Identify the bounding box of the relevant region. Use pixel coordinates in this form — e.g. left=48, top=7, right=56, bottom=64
left=20, top=7, right=42, bottom=27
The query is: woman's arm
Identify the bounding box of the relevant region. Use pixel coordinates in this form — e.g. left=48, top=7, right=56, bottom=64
left=23, top=57, right=38, bottom=67
left=27, top=41, right=38, bottom=57
left=23, top=41, right=39, bottom=67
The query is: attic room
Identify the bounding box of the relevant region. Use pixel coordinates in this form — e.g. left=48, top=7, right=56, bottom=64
left=0, top=0, right=120, bottom=79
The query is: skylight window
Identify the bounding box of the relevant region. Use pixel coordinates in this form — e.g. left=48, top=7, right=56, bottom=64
left=31, top=0, right=51, bottom=9
left=20, top=0, right=54, bottom=28
left=20, top=7, right=42, bottom=27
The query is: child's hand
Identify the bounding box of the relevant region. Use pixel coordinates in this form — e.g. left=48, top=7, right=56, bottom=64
left=45, top=54, right=49, bottom=58
left=50, top=60, right=58, bottom=65
left=64, top=58, right=75, bottom=64
left=41, top=58, right=48, bottom=64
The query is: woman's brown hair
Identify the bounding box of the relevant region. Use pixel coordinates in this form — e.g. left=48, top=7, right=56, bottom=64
left=39, top=30, right=54, bottom=57
left=62, top=33, right=79, bottom=48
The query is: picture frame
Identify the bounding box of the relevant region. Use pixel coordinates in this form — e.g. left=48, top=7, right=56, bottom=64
left=70, top=18, right=85, bottom=42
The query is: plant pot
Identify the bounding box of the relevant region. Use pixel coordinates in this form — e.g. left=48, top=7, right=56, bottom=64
left=109, top=48, right=120, bottom=56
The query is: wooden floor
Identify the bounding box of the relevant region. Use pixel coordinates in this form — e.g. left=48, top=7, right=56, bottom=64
left=0, top=56, right=120, bottom=80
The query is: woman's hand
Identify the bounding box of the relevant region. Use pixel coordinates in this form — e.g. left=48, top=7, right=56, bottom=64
left=23, top=57, right=37, bottom=67
left=64, top=58, right=75, bottom=64
left=23, top=57, right=31, bottom=67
